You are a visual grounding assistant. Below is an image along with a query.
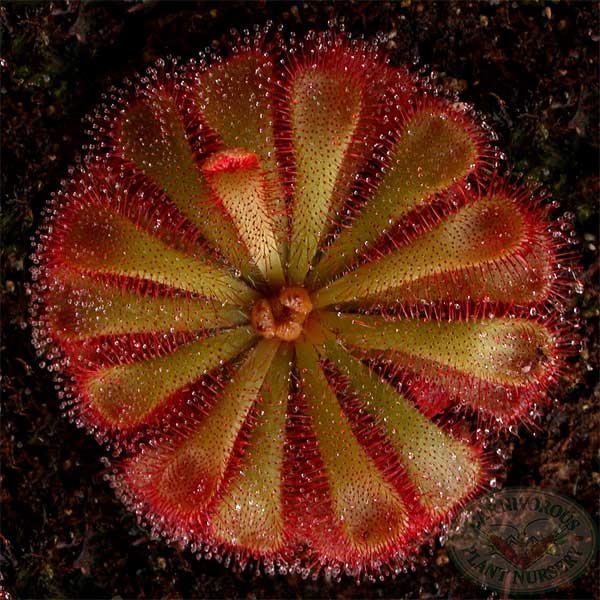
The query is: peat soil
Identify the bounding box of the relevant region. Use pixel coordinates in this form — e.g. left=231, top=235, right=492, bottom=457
left=1, top=2, right=598, bottom=599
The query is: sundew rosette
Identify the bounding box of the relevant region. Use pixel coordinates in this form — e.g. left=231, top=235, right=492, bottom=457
left=30, top=28, right=578, bottom=579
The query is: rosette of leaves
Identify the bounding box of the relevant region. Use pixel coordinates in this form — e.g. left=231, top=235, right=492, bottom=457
left=30, top=29, right=575, bottom=578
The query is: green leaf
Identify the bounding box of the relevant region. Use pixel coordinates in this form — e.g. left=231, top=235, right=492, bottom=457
left=287, top=64, right=363, bottom=284
left=84, top=327, right=256, bottom=428
left=313, top=195, right=547, bottom=308
left=46, top=273, right=247, bottom=341
left=61, top=204, right=255, bottom=304
left=210, top=344, right=292, bottom=553
left=320, top=312, right=553, bottom=387
left=195, top=50, right=287, bottom=258
left=295, top=340, right=409, bottom=555
left=201, top=149, right=285, bottom=287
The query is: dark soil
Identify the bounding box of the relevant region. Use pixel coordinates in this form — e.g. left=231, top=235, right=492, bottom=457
left=1, top=2, right=598, bottom=599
